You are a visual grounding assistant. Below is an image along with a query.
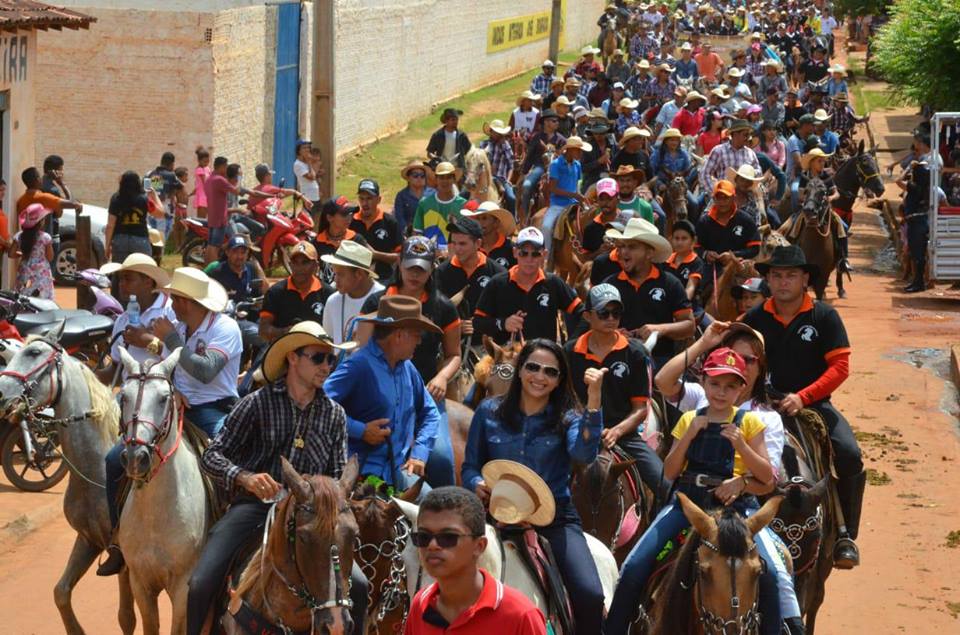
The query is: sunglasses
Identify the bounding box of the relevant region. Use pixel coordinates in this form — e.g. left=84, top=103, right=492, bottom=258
left=518, top=249, right=543, bottom=258
left=408, top=172, right=426, bottom=179
left=596, top=307, right=623, bottom=320
left=296, top=350, right=338, bottom=367
left=522, top=361, right=561, bottom=379
left=411, top=530, right=479, bottom=549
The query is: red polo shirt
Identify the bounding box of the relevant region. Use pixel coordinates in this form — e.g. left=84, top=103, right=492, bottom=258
left=404, top=569, right=545, bottom=635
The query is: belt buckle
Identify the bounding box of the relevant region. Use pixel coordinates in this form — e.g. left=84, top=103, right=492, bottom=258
left=695, top=473, right=710, bottom=488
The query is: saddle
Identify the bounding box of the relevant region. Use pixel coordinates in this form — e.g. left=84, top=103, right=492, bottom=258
left=500, top=526, right=575, bottom=635
left=781, top=210, right=847, bottom=243
left=608, top=446, right=649, bottom=551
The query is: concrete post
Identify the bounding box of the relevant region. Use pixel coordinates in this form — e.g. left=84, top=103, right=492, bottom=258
left=311, top=0, right=335, bottom=200
left=549, top=0, right=562, bottom=64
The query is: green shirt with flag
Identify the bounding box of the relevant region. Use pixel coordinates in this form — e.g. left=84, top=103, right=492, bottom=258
left=413, top=193, right=468, bottom=247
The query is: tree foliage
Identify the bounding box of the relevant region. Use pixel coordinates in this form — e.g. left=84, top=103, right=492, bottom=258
left=833, top=0, right=889, bottom=19
left=872, top=0, right=960, bottom=110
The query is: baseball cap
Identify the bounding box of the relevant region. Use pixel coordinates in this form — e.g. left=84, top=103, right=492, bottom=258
left=713, top=180, right=736, bottom=197
left=447, top=217, right=483, bottom=239
left=596, top=178, right=619, bottom=198
left=799, top=113, right=816, bottom=125
left=254, top=163, right=274, bottom=179
left=542, top=59, right=555, bottom=67
left=290, top=240, right=318, bottom=261
left=516, top=227, right=545, bottom=248
left=357, top=179, right=380, bottom=196
left=322, top=195, right=359, bottom=217
left=226, top=235, right=250, bottom=251
left=702, top=347, right=747, bottom=382
left=401, top=235, right=437, bottom=270
left=296, top=139, right=312, bottom=148
left=587, top=283, right=622, bottom=312
left=612, top=81, right=625, bottom=90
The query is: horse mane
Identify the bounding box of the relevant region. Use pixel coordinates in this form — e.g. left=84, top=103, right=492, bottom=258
left=79, top=363, right=120, bottom=443
left=473, top=354, right=493, bottom=386
left=716, top=506, right=750, bottom=558
left=651, top=531, right=702, bottom=633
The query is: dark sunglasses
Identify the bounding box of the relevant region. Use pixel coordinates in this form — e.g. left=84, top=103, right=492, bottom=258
left=296, top=350, right=337, bottom=366
left=522, top=361, right=561, bottom=379
left=408, top=171, right=426, bottom=179
left=596, top=307, right=623, bottom=320
left=518, top=249, right=543, bottom=258
left=411, top=530, right=479, bottom=549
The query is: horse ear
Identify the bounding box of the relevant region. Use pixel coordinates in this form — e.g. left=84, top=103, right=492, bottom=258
left=677, top=492, right=715, bottom=538
left=808, top=475, right=830, bottom=504
left=280, top=456, right=312, bottom=502
left=157, top=347, right=181, bottom=378
left=449, top=286, right=467, bottom=308
left=483, top=335, right=502, bottom=360
left=339, top=456, right=361, bottom=494
left=746, top=494, right=785, bottom=535
left=397, top=478, right=424, bottom=503
left=758, top=224, right=770, bottom=235
left=42, top=320, right=65, bottom=345
left=119, top=347, right=141, bottom=379
left=857, top=139, right=865, bottom=155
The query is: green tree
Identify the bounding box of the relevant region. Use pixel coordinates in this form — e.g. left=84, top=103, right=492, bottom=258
left=833, top=0, right=889, bottom=19
left=872, top=0, right=960, bottom=109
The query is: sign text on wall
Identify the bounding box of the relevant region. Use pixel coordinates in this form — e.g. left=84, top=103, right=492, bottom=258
left=486, top=1, right=566, bottom=54
left=0, top=35, right=28, bottom=88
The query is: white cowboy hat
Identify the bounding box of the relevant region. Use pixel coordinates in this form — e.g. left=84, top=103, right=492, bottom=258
left=685, top=90, right=707, bottom=104
left=101, top=252, right=170, bottom=288
left=813, top=108, right=831, bottom=123
left=711, top=86, right=731, bottom=99
left=482, top=460, right=556, bottom=527
left=563, top=136, right=593, bottom=153
left=680, top=42, right=694, bottom=51
left=462, top=201, right=516, bottom=236
left=148, top=227, right=164, bottom=250
left=581, top=45, right=601, bottom=56
left=619, top=97, right=640, bottom=111
left=605, top=217, right=672, bottom=263
left=320, top=240, right=379, bottom=279
left=726, top=67, right=745, bottom=78
left=483, top=119, right=512, bottom=136
left=726, top=164, right=764, bottom=183
left=635, top=59, right=651, bottom=69
left=801, top=147, right=834, bottom=170
left=828, top=64, right=846, bottom=74
left=620, top=126, right=651, bottom=143
left=516, top=90, right=541, bottom=106
left=554, top=95, right=574, bottom=107
left=261, top=321, right=355, bottom=383
left=163, top=267, right=229, bottom=313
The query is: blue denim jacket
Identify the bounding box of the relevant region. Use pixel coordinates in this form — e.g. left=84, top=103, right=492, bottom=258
left=462, top=397, right=602, bottom=503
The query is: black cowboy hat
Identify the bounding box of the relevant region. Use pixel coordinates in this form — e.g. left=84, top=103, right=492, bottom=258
left=440, top=108, right=463, bottom=122
left=587, top=122, right=612, bottom=136
left=755, top=245, right=820, bottom=282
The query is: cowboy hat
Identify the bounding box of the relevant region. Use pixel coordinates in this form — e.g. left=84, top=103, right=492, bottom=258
left=833, top=91, right=849, bottom=102
left=588, top=107, right=610, bottom=120
left=726, top=67, right=745, bottom=78
left=163, top=267, right=229, bottom=313
left=359, top=295, right=442, bottom=334
left=661, top=127, right=683, bottom=140
left=812, top=108, right=831, bottom=123
left=460, top=201, right=517, bottom=236
left=618, top=97, right=640, bottom=111
left=635, top=59, right=651, bottom=70
left=612, top=163, right=645, bottom=179
left=828, top=64, right=846, bottom=74
left=482, top=460, right=556, bottom=527
left=726, top=164, right=764, bottom=185
left=801, top=147, right=833, bottom=169
left=685, top=90, right=707, bottom=104
left=563, top=136, right=593, bottom=153
left=400, top=160, right=434, bottom=181
left=101, top=252, right=170, bottom=287
left=483, top=119, right=512, bottom=136
left=620, top=126, right=651, bottom=143
left=320, top=239, right=379, bottom=278
left=148, top=227, right=165, bottom=250
left=710, top=86, right=730, bottom=100
left=516, top=90, right=541, bottom=106
left=554, top=95, right=574, bottom=107
left=755, top=244, right=820, bottom=282
left=680, top=41, right=693, bottom=51
left=613, top=48, right=625, bottom=57
left=18, top=203, right=52, bottom=230
left=435, top=161, right=457, bottom=176
left=261, top=321, right=355, bottom=383
left=604, top=217, right=672, bottom=262
left=581, top=45, right=601, bottom=56
left=656, top=63, right=672, bottom=73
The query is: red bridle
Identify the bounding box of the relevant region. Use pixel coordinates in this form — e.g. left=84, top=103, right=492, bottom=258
left=120, top=372, right=183, bottom=482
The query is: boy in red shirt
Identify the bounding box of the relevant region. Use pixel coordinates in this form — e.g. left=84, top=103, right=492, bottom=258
left=404, top=487, right=545, bottom=635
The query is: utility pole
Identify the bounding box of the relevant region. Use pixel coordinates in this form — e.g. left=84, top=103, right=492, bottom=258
left=548, top=0, right=562, bottom=64
left=311, top=0, right=335, bottom=199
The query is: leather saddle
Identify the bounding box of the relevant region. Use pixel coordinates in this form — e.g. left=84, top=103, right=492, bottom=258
left=608, top=446, right=649, bottom=551
left=500, top=526, right=575, bottom=635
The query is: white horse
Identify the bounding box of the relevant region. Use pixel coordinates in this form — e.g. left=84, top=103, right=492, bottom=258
left=463, top=145, right=501, bottom=204
left=117, top=348, right=211, bottom=635
left=0, top=326, right=136, bottom=635
left=393, top=498, right=618, bottom=621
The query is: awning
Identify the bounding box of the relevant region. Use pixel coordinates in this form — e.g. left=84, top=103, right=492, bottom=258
left=0, top=1, right=95, bottom=32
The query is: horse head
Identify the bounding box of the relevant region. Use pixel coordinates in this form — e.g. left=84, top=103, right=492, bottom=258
left=118, top=347, right=182, bottom=481
left=801, top=179, right=830, bottom=228
left=854, top=140, right=885, bottom=197
left=571, top=449, right=636, bottom=546
left=476, top=335, right=523, bottom=399
left=677, top=492, right=784, bottom=633
left=0, top=323, right=66, bottom=418
left=666, top=176, right=689, bottom=221
left=463, top=147, right=488, bottom=194
left=757, top=224, right=790, bottom=263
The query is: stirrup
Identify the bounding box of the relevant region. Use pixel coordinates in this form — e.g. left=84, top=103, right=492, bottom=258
left=832, top=535, right=859, bottom=570
left=96, top=544, right=126, bottom=577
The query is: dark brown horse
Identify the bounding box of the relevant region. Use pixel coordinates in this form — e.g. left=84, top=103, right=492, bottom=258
left=659, top=175, right=690, bottom=236
left=224, top=457, right=360, bottom=635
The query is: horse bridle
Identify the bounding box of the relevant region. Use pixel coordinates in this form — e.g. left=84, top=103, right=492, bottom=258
left=835, top=154, right=882, bottom=202
left=695, top=538, right=762, bottom=635
left=354, top=515, right=411, bottom=629
left=0, top=342, right=90, bottom=426
left=120, top=372, right=182, bottom=482
left=770, top=476, right=824, bottom=575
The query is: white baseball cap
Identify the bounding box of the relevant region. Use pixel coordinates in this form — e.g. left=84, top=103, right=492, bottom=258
left=516, top=227, right=545, bottom=248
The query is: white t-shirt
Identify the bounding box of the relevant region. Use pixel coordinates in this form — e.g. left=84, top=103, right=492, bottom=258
left=820, top=16, right=838, bottom=36
left=110, top=293, right=179, bottom=378
left=322, top=281, right=385, bottom=345
left=512, top=107, right=540, bottom=136
left=443, top=130, right=458, bottom=162
left=669, top=381, right=785, bottom=474
left=294, top=159, right=320, bottom=201
left=169, top=312, right=242, bottom=406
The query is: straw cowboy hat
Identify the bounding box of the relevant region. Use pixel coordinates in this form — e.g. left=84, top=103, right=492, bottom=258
left=801, top=147, right=833, bottom=169
left=635, top=59, right=651, bottom=70
left=400, top=160, right=434, bottom=181
left=554, top=95, right=574, bottom=108
left=320, top=239, right=379, bottom=278
left=163, top=267, right=229, bottom=313
left=726, top=164, right=764, bottom=185
left=261, top=321, right=355, bottom=383
left=101, top=252, right=171, bottom=287
left=812, top=108, right=831, bottom=123
left=619, top=97, right=640, bottom=111
left=461, top=200, right=516, bottom=236
left=563, top=136, right=593, bottom=153
left=620, top=126, right=651, bottom=143
left=516, top=90, right=541, bottom=106
left=359, top=295, right=441, bottom=333
left=711, top=86, right=731, bottom=100
left=482, top=460, right=556, bottom=527
left=435, top=161, right=457, bottom=176
left=605, top=217, right=672, bottom=262
left=661, top=127, right=683, bottom=140
left=727, top=67, right=745, bottom=78
left=685, top=90, right=707, bottom=105
left=483, top=119, right=512, bottom=136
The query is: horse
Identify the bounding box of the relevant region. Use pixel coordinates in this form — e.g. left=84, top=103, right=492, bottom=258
left=222, top=457, right=361, bottom=635
left=647, top=493, right=784, bottom=635
left=469, top=336, right=525, bottom=408
left=659, top=175, right=690, bottom=236
left=600, top=14, right=620, bottom=68
left=463, top=146, right=500, bottom=205
left=548, top=202, right=597, bottom=284
left=831, top=140, right=885, bottom=225
left=705, top=224, right=789, bottom=321
left=116, top=348, right=210, bottom=635
left=0, top=325, right=136, bottom=635
left=795, top=178, right=843, bottom=300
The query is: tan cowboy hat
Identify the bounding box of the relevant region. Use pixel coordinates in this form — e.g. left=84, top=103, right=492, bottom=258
left=359, top=295, right=441, bottom=333
left=762, top=59, right=783, bottom=72
left=163, top=267, right=228, bottom=313
left=462, top=200, right=516, bottom=236
left=588, top=107, right=610, bottom=120
left=620, top=126, right=651, bottom=143
left=101, top=252, right=170, bottom=288
left=400, top=160, right=434, bottom=181
left=564, top=77, right=582, bottom=88
left=661, top=127, right=683, bottom=140
left=656, top=63, right=672, bottom=73
left=580, top=45, right=601, bottom=56
left=435, top=161, right=456, bottom=176
left=483, top=119, right=512, bottom=136
left=482, top=460, right=556, bottom=527
left=801, top=147, right=833, bottom=169
left=635, top=59, right=651, bottom=70
left=261, top=321, right=355, bottom=383
left=711, top=86, right=730, bottom=99
left=550, top=77, right=565, bottom=87
left=516, top=90, right=541, bottom=106
left=605, top=217, right=672, bottom=262
left=685, top=90, right=707, bottom=104
left=554, top=95, right=574, bottom=107
left=613, top=48, right=625, bottom=57
left=727, top=67, right=745, bottom=78
left=813, top=108, right=831, bottom=123
left=726, top=164, right=764, bottom=186
left=619, top=97, right=640, bottom=111
left=320, top=240, right=379, bottom=279
left=563, top=136, right=593, bottom=153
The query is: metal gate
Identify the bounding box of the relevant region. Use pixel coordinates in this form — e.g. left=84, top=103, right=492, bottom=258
left=929, top=113, right=960, bottom=281
left=272, top=2, right=301, bottom=189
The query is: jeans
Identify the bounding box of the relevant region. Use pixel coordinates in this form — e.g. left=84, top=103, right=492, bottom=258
left=109, top=234, right=152, bottom=297
left=185, top=400, right=233, bottom=439
left=543, top=203, right=568, bottom=254
left=494, top=176, right=517, bottom=214
left=765, top=205, right=783, bottom=229
left=521, top=166, right=545, bottom=215
left=806, top=400, right=862, bottom=479
left=423, top=401, right=455, bottom=488
left=186, top=497, right=369, bottom=635
left=148, top=213, right=174, bottom=240
left=105, top=440, right=125, bottom=529
left=237, top=319, right=266, bottom=358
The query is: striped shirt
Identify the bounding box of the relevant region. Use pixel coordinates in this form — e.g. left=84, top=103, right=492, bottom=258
left=481, top=139, right=515, bottom=182
left=699, top=141, right=762, bottom=193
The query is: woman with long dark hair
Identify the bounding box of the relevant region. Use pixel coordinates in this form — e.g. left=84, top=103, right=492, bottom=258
left=104, top=170, right=160, bottom=263
left=314, top=197, right=367, bottom=285
left=462, top=338, right=607, bottom=634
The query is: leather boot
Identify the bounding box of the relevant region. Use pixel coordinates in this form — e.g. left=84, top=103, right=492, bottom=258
left=785, top=616, right=806, bottom=635
left=833, top=470, right=866, bottom=569
left=96, top=540, right=125, bottom=576
left=904, top=258, right=925, bottom=293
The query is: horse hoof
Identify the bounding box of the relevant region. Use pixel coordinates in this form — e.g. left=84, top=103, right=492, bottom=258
left=837, top=288, right=847, bottom=299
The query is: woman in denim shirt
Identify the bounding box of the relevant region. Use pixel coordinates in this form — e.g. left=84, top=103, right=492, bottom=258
left=650, top=129, right=701, bottom=212
left=462, top=338, right=607, bottom=634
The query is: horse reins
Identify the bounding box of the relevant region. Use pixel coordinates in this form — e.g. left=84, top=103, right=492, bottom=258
left=695, top=538, right=762, bottom=635
left=354, top=515, right=412, bottom=630
left=120, top=371, right=183, bottom=483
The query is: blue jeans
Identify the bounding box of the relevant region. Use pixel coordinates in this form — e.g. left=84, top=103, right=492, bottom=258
left=185, top=401, right=231, bottom=439
left=494, top=176, right=517, bottom=214
left=521, top=166, right=545, bottom=215
left=148, top=213, right=174, bottom=239
left=105, top=440, right=125, bottom=529
left=423, top=401, right=455, bottom=488
left=543, top=203, right=567, bottom=254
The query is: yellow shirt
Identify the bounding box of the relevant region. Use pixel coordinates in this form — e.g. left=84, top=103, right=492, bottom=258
left=672, top=407, right=766, bottom=477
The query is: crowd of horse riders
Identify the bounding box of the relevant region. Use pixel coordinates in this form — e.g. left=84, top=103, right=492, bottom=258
left=3, top=2, right=892, bottom=635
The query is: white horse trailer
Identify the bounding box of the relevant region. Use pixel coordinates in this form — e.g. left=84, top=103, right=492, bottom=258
left=929, top=113, right=960, bottom=281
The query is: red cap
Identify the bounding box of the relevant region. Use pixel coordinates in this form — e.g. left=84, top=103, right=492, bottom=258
left=702, top=347, right=747, bottom=382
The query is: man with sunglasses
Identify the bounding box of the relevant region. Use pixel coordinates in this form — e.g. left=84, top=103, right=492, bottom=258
left=405, top=487, right=545, bottom=635
left=189, top=322, right=368, bottom=635
left=473, top=227, right=583, bottom=345
left=564, top=285, right=667, bottom=500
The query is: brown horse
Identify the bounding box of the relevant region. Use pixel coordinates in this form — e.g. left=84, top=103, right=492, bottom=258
left=469, top=336, right=524, bottom=407
left=547, top=202, right=597, bottom=284
left=659, top=175, right=690, bottom=236
left=601, top=14, right=620, bottom=68
left=646, top=493, right=784, bottom=635
left=223, top=457, right=360, bottom=635
left=707, top=225, right=789, bottom=321
left=793, top=178, right=844, bottom=300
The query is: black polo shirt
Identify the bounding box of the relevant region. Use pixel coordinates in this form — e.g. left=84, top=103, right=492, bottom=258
left=695, top=208, right=761, bottom=259
left=313, top=230, right=368, bottom=286
left=436, top=252, right=506, bottom=315
left=474, top=267, right=582, bottom=344
left=742, top=295, right=850, bottom=398
left=581, top=213, right=618, bottom=253
left=603, top=267, right=691, bottom=360
left=591, top=249, right=623, bottom=286
left=207, top=260, right=261, bottom=320
left=350, top=209, right=402, bottom=280
left=662, top=251, right=704, bottom=287
left=480, top=233, right=517, bottom=269
left=564, top=331, right=651, bottom=427
left=261, top=275, right=334, bottom=328
left=361, top=287, right=460, bottom=384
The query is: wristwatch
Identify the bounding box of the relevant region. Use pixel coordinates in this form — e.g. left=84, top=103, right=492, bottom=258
left=146, top=337, right=162, bottom=355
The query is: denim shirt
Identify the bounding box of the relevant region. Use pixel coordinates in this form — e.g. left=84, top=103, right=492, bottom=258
left=462, top=397, right=602, bottom=503
left=393, top=186, right=434, bottom=237
left=324, top=338, right=440, bottom=485
left=650, top=145, right=692, bottom=178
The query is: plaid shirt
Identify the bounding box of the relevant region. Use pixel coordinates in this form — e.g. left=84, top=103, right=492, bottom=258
left=616, top=111, right=643, bottom=137
left=579, top=80, right=597, bottom=100
left=626, top=72, right=653, bottom=99
left=645, top=77, right=677, bottom=106
left=530, top=72, right=555, bottom=98
left=629, top=34, right=660, bottom=61
left=700, top=141, right=762, bottom=192
left=831, top=104, right=856, bottom=134
left=201, top=379, right=347, bottom=492
left=481, top=139, right=515, bottom=181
